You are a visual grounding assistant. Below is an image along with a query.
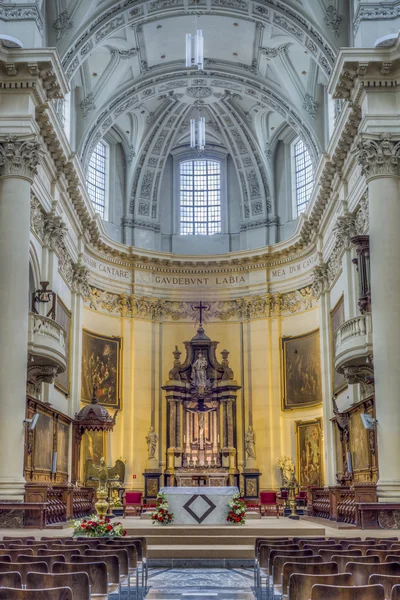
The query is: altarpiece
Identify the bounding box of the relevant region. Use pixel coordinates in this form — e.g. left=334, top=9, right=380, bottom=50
left=162, top=324, right=241, bottom=487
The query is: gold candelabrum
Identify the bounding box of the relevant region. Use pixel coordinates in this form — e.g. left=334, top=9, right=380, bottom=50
left=288, top=483, right=297, bottom=516
left=95, top=487, right=109, bottom=518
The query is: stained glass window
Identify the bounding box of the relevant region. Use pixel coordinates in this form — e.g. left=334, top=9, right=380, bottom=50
left=180, top=159, right=221, bottom=235
left=294, top=138, right=313, bottom=216
left=86, top=141, right=107, bottom=218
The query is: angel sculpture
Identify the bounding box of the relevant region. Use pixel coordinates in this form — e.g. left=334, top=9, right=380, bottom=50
left=85, top=457, right=126, bottom=489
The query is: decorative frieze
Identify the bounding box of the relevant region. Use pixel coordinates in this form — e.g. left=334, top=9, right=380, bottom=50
left=0, top=135, right=41, bottom=182
left=357, top=135, right=400, bottom=180
left=84, top=285, right=317, bottom=321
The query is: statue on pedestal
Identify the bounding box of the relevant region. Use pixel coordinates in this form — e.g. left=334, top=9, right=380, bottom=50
left=245, top=426, right=256, bottom=459
left=146, top=426, right=158, bottom=459
left=191, top=351, right=208, bottom=388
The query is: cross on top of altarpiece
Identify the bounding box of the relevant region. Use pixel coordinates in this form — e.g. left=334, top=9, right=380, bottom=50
left=193, top=301, right=209, bottom=326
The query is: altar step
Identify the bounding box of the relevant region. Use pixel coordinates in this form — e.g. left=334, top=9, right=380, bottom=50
left=148, top=544, right=253, bottom=559
left=125, top=521, right=325, bottom=560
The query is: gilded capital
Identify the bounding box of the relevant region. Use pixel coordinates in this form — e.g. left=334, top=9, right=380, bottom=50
left=357, top=135, right=400, bottom=180
left=0, top=135, right=41, bottom=182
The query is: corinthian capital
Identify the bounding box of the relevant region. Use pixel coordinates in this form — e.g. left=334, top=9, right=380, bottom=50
left=311, top=264, right=329, bottom=299
left=0, top=135, right=41, bottom=182
left=357, top=134, right=400, bottom=180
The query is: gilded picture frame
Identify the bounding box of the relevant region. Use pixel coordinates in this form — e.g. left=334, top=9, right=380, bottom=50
left=330, top=295, right=348, bottom=395
left=55, top=297, right=72, bottom=395
left=81, top=429, right=107, bottom=484
left=81, top=329, right=122, bottom=409
left=295, top=418, right=323, bottom=488
left=282, top=329, right=322, bottom=410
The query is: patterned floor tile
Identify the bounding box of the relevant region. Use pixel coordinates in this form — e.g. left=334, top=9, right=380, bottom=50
left=145, top=568, right=255, bottom=599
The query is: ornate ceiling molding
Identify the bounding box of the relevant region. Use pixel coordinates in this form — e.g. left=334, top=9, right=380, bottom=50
left=79, top=67, right=321, bottom=171
left=61, top=0, right=336, bottom=81
left=353, top=1, right=400, bottom=36
left=0, top=3, right=43, bottom=34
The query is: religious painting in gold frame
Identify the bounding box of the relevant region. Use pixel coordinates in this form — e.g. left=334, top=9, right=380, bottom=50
left=349, top=411, right=370, bottom=472
left=295, top=418, right=323, bottom=487
left=282, top=329, right=322, bottom=410
left=81, top=429, right=107, bottom=484
left=55, top=297, right=71, bottom=395
left=81, top=329, right=122, bottom=409
left=330, top=295, right=348, bottom=395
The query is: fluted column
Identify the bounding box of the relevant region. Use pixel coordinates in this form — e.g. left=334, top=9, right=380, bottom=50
left=0, top=135, right=40, bottom=499
left=358, top=135, right=400, bottom=500
left=312, top=263, right=335, bottom=485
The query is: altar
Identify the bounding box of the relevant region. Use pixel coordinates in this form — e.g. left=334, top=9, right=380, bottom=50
left=161, top=486, right=238, bottom=525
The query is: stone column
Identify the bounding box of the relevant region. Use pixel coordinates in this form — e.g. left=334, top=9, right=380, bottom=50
left=358, top=135, right=400, bottom=500
left=312, top=263, right=336, bottom=485
left=0, top=135, right=40, bottom=499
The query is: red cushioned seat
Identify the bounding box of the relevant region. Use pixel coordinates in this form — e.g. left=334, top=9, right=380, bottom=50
left=259, top=491, right=279, bottom=518
left=123, top=490, right=143, bottom=517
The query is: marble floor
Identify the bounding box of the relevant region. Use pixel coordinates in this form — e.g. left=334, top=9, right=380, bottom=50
left=145, top=568, right=255, bottom=599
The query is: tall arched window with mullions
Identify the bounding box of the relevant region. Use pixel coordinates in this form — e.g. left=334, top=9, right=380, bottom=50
left=292, top=137, right=314, bottom=217
left=86, top=141, right=109, bottom=219
left=180, top=159, right=221, bottom=235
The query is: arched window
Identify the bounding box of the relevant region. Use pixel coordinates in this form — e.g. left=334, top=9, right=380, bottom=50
left=292, top=138, right=313, bottom=216
left=86, top=141, right=108, bottom=219
left=180, top=159, right=221, bottom=235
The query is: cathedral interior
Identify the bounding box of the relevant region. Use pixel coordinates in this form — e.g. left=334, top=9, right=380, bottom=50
left=1, top=0, right=400, bottom=598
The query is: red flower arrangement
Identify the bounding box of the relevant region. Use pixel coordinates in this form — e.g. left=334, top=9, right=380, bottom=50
left=72, top=515, right=126, bottom=538
left=227, top=493, right=246, bottom=525
left=150, top=492, right=174, bottom=525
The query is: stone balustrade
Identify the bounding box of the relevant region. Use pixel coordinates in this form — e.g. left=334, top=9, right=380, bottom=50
left=27, top=313, right=67, bottom=389
left=334, top=313, right=373, bottom=377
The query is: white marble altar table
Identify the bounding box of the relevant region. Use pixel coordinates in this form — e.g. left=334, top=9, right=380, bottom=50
left=160, top=486, right=238, bottom=525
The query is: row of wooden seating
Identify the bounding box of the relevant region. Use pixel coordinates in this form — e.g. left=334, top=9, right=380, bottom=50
left=254, top=535, right=400, bottom=599
left=0, top=535, right=147, bottom=599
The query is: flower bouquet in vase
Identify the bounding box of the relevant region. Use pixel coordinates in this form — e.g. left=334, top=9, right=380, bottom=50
left=150, top=492, right=174, bottom=525
left=71, top=515, right=126, bottom=538
left=227, top=492, right=247, bottom=525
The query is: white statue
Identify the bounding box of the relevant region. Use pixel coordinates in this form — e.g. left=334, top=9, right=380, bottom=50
left=245, top=426, right=256, bottom=459
left=191, top=351, right=208, bottom=387
left=146, top=426, right=158, bottom=459
left=277, top=456, right=295, bottom=486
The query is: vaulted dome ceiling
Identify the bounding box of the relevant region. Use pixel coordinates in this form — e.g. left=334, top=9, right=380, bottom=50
left=49, top=0, right=348, bottom=233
